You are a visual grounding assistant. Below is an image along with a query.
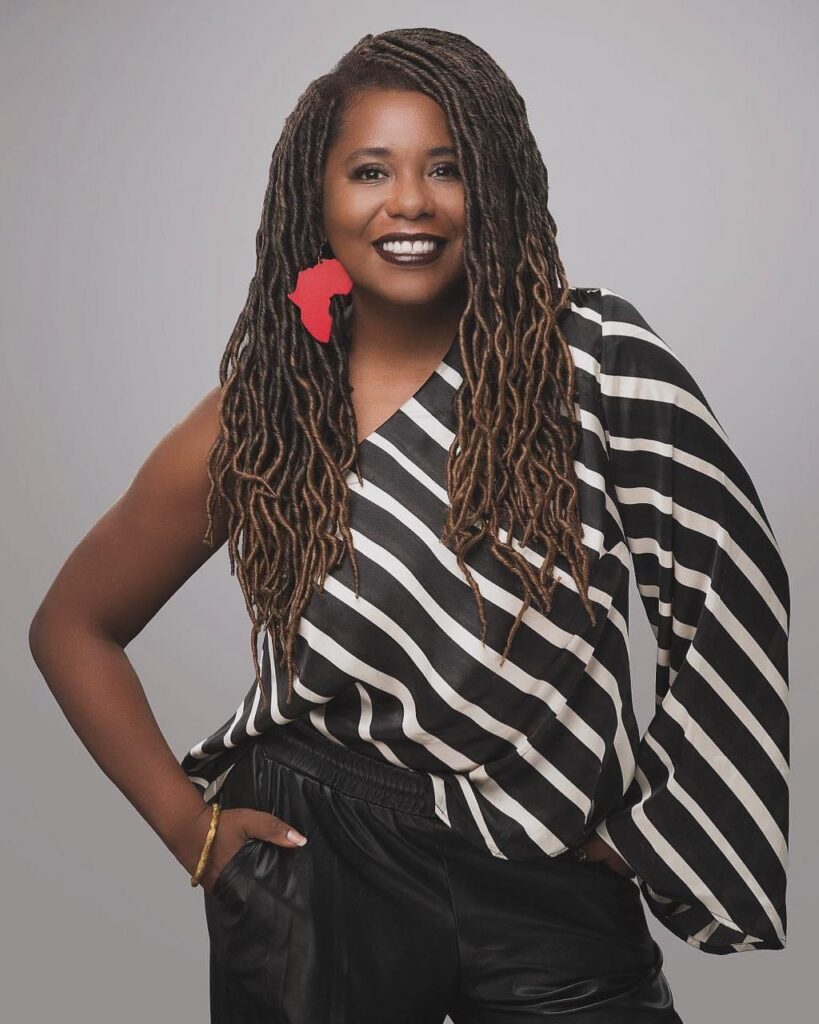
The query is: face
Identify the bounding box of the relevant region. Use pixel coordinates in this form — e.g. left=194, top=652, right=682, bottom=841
left=322, top=88, right=467, bottom=309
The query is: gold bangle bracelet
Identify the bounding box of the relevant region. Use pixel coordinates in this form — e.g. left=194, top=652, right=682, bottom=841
left=191, top=802, right=221, bottom=888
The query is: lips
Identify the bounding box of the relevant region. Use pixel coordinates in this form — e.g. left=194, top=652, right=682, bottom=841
left=372, top=238, right=447, bottom=267
left=372, top=232, right=447, bottom=245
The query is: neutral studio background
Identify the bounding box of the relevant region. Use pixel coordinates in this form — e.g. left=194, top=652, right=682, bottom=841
left=2, top=1, right=815, bottom=1021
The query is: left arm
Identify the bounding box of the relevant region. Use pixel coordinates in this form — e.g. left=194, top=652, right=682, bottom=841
left=584, top=290, right=790, bottom=953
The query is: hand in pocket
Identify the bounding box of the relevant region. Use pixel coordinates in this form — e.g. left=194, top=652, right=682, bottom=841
left=577, top=833, right=635, bottom=879
left=187, top=806, right=309, bottom=896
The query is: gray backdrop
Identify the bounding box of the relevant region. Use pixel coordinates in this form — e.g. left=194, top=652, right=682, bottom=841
left=2, top=1, right=815, bottom=1020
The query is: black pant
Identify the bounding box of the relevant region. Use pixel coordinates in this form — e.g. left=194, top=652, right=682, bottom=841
left=204, top=719, right=683, bottom=1023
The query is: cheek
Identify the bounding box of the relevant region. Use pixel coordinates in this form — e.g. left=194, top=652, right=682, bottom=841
left=328, top=188, right=379, bottom=231
left=448, top=205, right=466, bottom=240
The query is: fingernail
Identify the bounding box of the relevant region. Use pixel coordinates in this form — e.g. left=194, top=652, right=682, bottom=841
left=287, top=828, right=307, bottom=846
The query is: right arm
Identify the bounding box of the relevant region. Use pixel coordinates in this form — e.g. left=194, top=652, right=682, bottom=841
left=28, top=385, right=305, bottom=894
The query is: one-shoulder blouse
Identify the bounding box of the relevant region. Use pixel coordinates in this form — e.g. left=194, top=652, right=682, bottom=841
left=180, top=286, right=790, bottom=954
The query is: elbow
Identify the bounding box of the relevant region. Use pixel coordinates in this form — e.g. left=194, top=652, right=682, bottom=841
left=29, top=604, right=123, bottom=667
left=28, top=606, right=51, bottom=665
left=28, top=602, right=66, bottom=665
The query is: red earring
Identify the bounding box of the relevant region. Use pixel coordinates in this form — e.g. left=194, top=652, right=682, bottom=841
left=287, top=241, right=353, bottom=344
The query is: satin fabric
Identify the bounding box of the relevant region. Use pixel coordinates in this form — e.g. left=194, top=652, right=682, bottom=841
left=204, top=719, right=683, bottom=1023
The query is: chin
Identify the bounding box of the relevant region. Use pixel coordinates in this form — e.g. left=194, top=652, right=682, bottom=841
left=382, top=275, right=463, bottom=300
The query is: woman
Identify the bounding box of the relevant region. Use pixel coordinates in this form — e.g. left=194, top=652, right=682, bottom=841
left=29, top=27, right=789, bottom=1023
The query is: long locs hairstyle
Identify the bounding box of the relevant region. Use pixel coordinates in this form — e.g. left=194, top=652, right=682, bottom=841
left=203, top=27, right=596, bottom=714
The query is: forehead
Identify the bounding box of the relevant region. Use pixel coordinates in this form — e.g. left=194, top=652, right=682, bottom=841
left=331, top=89, right=453, bottom=153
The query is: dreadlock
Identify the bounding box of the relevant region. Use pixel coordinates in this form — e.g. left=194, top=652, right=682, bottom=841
left=203, top=27, right=596, bottom=714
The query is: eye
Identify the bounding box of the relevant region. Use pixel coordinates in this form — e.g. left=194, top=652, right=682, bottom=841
left=351, top=164, right=387, bottom=181
left=431, top=162, right=461, bottom=179
left=349, top=162, right=462, bottom=182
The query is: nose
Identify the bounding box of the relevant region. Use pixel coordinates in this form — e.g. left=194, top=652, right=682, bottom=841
left=383, top=170, right=436, bottom=219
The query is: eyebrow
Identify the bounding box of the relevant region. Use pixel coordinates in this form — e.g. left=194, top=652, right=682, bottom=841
left=345, top=145, right=456, bottom=161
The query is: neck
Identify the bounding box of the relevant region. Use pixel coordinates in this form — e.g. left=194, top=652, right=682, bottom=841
left=346, top=284, right=467, bottom=365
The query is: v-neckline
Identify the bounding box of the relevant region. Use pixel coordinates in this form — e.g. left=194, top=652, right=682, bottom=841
left=356, top=329, right=459, bottom=450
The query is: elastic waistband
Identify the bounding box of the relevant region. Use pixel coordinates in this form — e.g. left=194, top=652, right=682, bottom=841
left=257, top=718, right=437, bottom=817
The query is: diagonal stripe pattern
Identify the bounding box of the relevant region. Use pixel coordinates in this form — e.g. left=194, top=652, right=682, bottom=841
left=180, top=286, right=789, bottom=954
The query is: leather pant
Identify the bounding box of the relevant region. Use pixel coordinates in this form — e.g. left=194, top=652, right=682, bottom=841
left=204, top=719, right=684, bottom=1023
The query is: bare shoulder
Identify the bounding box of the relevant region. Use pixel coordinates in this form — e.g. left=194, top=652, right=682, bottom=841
left=152, top=382, right=222, bottom=470
left=126, top=381, right=231, bottom=552
left=123, top=383, right=227, bottom=524
left=31, top=383, right=234, bottom=645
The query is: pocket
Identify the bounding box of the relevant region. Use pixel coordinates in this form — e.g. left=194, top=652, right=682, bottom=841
left=586, top=859, right=634, bottom=882
left=211, top=838, right=261, bottom=900
left=568, top=848, right=636, bottom=886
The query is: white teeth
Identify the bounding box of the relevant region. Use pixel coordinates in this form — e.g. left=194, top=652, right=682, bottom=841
left=379, top=239, right=440, bottom=254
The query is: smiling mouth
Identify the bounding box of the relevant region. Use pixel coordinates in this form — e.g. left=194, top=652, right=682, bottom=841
left=373, top=239, right=447, bottom=267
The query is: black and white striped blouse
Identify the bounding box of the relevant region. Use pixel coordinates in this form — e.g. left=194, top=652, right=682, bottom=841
left=181, top=286, right=790, bottom=955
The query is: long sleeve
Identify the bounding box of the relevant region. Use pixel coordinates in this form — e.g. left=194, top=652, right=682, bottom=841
left=592, top=289, right=790, bottom=954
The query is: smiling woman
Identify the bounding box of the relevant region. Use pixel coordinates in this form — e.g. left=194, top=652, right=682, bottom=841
left=325, top=97, right=464, bottom=290
left=320, top=87, right=469, bottom=449
left=206, top=40, right=599, bottom=714
left=30, top=23, right=788, bottom=1024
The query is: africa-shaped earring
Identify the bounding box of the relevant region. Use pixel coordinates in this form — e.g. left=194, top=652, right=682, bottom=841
left=286, top=239, right=354, bottom=344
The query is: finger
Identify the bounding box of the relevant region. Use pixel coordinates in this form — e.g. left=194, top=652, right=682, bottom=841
left=248, top=809, right=308, bottom=847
